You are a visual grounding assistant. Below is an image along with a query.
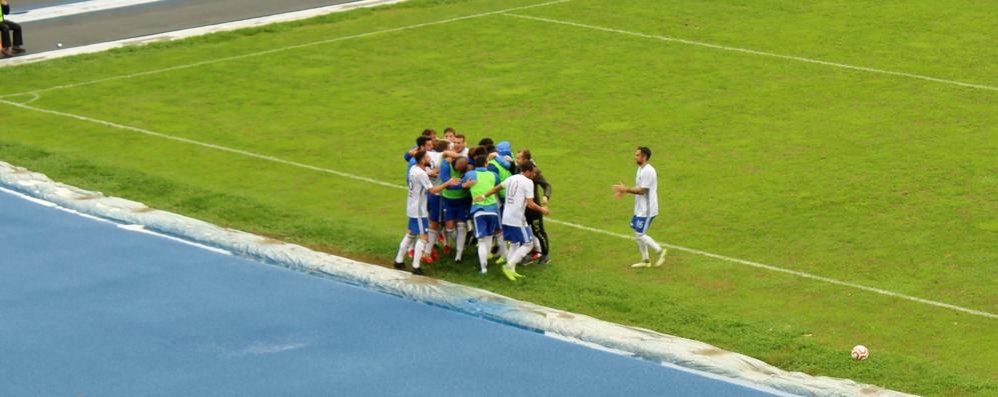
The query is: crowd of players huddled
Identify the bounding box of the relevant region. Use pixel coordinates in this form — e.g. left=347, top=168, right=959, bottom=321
left=394, top=128, right=551, bottom=281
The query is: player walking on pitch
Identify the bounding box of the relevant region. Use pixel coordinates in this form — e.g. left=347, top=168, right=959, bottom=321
left=395, top=150, right=460, bottom=275
left=613, top=147, right=667, bottom=268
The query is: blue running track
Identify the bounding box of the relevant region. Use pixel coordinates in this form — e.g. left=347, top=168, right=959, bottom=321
left=0, top=189, right=779, bottom=396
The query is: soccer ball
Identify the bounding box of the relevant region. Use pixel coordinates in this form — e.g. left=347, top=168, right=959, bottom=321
left=851, top=345, right=869, bottom=360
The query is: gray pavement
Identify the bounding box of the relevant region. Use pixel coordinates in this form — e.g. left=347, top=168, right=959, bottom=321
left=4, top=0, right=363, bottom=54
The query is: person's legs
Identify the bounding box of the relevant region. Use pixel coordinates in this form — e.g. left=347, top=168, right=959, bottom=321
left=631, top=216, right=666, bottom=267
left=455, top=221, right=468, bottom=261
left=0, top=22, right=11, bottom=53
left=426, top=194, right=442, bottom=257
left=394, top=233, right=414, bottom=268
left=532, top=216, right=550, bottom=260
left=473, top=213, right=497, bottom=273
left=476, top=235, right=492, bottom=273
left=0, top=20, right=21, bottom=52
left=8, top=20, right=22, bottom=49
left=411, top=217, right=431, bottom=275
left=507, top=234, right=535, bottom=272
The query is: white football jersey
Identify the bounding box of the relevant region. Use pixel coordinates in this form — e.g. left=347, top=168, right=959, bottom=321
left=501, top=174, right=534, bottom=227
left=427, top=151, right=444, bottom=188
left=634, top=163, right=659, bottom=217
left=406, top=166, right=433, bottom=218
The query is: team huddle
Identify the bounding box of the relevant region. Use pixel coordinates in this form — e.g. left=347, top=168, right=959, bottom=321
left=394, top=128, right=665, bottom=281
left=393, top=128, right=552, bottom=281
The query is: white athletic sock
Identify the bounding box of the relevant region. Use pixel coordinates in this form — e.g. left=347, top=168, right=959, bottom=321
left=412, top=239, right=427, bottom=269
left=636, top=237, right=649, bottom=261
left=456, top=223, right=468, bottom=258
left=507, top=243, right=534, bottom=271
left=532, top=235, right=542, bottom=252
left=496, top=233, right=508, bottom=258
left=395, top=234, right=414, bottom=263
left=637, top=234, right=662, bottom=253
left=427, top=228, right=439, bottom=254
left=510, top=242, right=519, bottom=262
left=446, top=228, right=456, bottom=247
left=477, top=236, right=492, bottom=271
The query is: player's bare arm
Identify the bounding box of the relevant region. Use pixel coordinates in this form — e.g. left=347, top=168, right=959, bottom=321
left=612, top=183, right=647, bottom=198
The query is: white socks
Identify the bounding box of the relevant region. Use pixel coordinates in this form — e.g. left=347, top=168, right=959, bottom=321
left=496, top=233, right=508, bottom=258
left=395, top=233, right=414, bottom=263
left=477, top=236, right=493, bottom=272
left=456, top=222, right=468, bottom=258
left=412, top=239, right=427, bottom=269
left=636, top=238, right=649, bottom=262
left=446, top=228, right=456, bottom=248
left=426, top=228, right=439, bottom=255
left=506, top=242, right=534, bottom=271
left=637, top=234, right=662, bottom=254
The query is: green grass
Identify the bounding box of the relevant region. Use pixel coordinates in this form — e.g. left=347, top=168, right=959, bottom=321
left=1, top=0, right=996, bottom=395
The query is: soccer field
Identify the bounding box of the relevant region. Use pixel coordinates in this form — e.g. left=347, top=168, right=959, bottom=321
left=1, top=0, right=995, bottom=395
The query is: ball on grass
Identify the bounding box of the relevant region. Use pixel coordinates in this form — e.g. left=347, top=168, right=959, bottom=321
left=851, top=345, right=869, bottom=360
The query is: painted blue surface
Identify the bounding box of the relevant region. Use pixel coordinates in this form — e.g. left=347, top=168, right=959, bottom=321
left=0, top=190, right=776, bottom=396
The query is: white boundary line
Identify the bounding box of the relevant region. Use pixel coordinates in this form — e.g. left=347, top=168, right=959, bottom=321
left=4, top=0, right=995, bottom=94
left=501, top=13, right=998, bottom=93
left=0, top=185, right=112, bottom=224
left=1, top=97, right=993, bottom=320
left=117, top=224, right=233, bottom=255
left=0, top=186, right=232, bottom=255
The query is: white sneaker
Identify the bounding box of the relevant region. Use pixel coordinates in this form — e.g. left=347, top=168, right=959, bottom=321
left=654, top=248, right=667, bottom=267
left=631, top=261, right=651, bottom=268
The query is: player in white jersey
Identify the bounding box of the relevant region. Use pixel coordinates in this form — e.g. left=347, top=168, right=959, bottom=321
left=477, top=161, right=550, bottom=281
left=394, top=150, right=460, bottom=275
left=424, top=139, right=459, bottom=260
left=613, top=147, right=666, bottom=268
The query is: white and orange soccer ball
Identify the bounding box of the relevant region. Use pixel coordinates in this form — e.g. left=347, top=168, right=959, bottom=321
left=851, top=345, right=869, bottom=360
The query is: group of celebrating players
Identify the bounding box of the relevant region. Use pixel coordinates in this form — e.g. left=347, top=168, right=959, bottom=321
left=394, top=127, right=668, bottom=281
left=393, top=128, right=552, bottom=281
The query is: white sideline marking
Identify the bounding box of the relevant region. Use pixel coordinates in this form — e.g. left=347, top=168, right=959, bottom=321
left=0, top=186, right=232, bottom=255
left=1, top=98, right=994, bottom=320
left=544, top=219, right=997, bottom=319
left=0, top=98, right=403, bottom=190
left=1, top=186, right=114, bottom=224
left=118, top=224, right=233, bottom=255
left=502, top=13, right=998, bottom=93
left=0, top=0, right=571, bottom=90
left=10, top=0, right=167, bottom=23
